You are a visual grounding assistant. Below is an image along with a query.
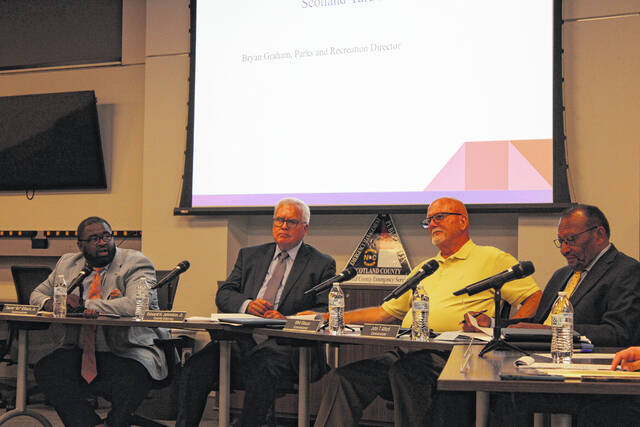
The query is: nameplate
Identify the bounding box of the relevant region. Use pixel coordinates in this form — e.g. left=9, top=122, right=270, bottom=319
left=143, top=311, right=186, bottom=322
left=361, top=324, right=400, bottom=338
left=2, top=304, right=39, bottom=315
left=284, top=319, right=321, bottom=333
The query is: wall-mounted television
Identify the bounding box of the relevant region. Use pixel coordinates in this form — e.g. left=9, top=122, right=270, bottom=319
left=0, top=90, right=107, bottom=192
left=176, top=0, right=569, bottom=215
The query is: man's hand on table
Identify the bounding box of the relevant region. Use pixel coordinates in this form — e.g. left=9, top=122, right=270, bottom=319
left=461, top=311, right=492, bottom=332
left=611, top=347, right=640, bottom=371
left=247, top=298, right=273, bottom=317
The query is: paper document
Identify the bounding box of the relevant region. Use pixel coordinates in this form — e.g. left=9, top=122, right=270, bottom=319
left=515, top=353, right=616, bottom=371
left=434, top=331, right=492, bottom=343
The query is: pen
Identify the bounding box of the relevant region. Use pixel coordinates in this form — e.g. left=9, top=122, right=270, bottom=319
left=459, top=309, right=488, bottom=325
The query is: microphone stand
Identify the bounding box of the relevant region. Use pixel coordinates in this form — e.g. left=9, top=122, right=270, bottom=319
left=477, top=284, right=528, bottom=358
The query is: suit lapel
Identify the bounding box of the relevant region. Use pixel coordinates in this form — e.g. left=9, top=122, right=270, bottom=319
left=101, top=248, right=124, bottom=297
left=252, top=244, right=276, bottom=298
left=535, top=268, right=573, bottom=323
left=570, top=245, right=616, bottom=307
left=278, top=243, right=310, bottom=307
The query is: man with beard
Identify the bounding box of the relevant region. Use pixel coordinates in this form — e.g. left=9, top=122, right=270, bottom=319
left=313, top=197, right=542, bottom=427
left=30, top=216, right=169, bottom=427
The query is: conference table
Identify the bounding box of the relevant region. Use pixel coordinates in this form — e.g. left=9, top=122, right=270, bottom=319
left=0, top=312, right=471, bottom=427
left=438, top=344, right=635, bottom=427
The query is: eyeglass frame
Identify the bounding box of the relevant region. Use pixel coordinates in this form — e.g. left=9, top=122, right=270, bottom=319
left=273, top=217, right=305, bottom=228
left=553, top=226, right=599, bottom=248
left=421, top=212, right=463, bottom=229
left=78, top=232, right=114, bottom=244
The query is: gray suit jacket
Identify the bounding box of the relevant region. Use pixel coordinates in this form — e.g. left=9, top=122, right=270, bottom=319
left=531, top=245, right=640, bottom=346
left=30, top=248, right=169, bottom=380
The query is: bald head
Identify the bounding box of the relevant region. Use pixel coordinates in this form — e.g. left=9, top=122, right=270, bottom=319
left=426, top=197, right=470, bottom=257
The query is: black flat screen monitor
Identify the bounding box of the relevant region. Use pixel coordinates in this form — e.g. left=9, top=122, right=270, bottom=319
left=0, top=90, right=107, bottom=192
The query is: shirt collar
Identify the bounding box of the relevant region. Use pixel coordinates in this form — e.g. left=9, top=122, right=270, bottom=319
left=582, top=243, right=611, bottom=274
left=274, top=241, right=303, bottom=262
left=435, top=239, right=475, bottom=263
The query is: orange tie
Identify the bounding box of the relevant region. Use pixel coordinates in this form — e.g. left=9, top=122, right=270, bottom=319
left=80, top=268, right=103, bottom=383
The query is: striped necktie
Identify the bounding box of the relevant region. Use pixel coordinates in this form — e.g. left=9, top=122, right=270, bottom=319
left=262, top=251, right=289, bottom=305
left=80, top=267, right=103, bottom=383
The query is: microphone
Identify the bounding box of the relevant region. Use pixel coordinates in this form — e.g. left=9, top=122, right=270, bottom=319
left=67, top=264, right=93, bottom=295
left=382, top=260, right=439, bottom=302
left=453, top=261, right=535, bottom=296
left=304, top=265, right=357, bottom=295
left=150, top=260, right=190, bottom=290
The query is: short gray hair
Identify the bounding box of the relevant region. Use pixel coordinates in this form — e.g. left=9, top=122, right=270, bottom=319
left=275, top=198, right=311, bottom=225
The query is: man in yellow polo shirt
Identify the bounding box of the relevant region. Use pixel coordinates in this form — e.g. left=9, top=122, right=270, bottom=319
left=313, top=197, right=542, bottom=427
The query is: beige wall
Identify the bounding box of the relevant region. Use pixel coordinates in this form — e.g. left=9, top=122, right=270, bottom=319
left=1, top=0, right=639, bottom=316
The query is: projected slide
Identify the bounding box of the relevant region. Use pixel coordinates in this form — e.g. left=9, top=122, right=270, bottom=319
left=191, top=0, right=554, bottom=208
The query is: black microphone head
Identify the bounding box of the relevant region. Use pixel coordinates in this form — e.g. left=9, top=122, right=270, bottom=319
left=515, top=261, right=534, bottom=278
left=342, top=265, right=357, bottom=281
left=421, top=259, right=439, bottom=274
left=82, top=264, right=93, bottom=275
left=177, top=260, right=190, bottom=271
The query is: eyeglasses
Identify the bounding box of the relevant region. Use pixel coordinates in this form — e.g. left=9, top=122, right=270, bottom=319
left=421, top=212, right=463, bottom=229
left=273, top=217, right=303, bottom=228
left=78, top=232, right=113, bottom=244
left=553, top=226, right=598, bottom=248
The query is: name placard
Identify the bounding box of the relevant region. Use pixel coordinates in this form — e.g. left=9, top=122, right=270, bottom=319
left=284, top=319, right=321, bottom=333
left=361, top=323, right=400, bottom=338
left=143, top=311, right=187, bottom=322
left=2, top=304, right=39, bottom=315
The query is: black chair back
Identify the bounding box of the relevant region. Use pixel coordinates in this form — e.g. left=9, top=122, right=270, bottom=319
left=155, top=270, right=180, bottom=311
left=10, top=266, right=52, bottom=305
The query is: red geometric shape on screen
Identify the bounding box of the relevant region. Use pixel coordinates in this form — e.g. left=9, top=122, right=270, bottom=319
left=508, top=142, right=552, bottom=190
left=511, top=139, right=552, bottom=186
left=466, top=141, right=508, bottom=190
left=424, top=143, right=466, bottom=191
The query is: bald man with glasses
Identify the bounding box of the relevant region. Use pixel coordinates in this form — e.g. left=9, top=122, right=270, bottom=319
left=313, top=197, right=542, bottom=427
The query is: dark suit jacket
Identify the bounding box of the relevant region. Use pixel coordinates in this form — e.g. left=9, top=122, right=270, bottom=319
left=532, top=244, right=640, bottom=347
left=216, top=241, right=336, bottom=315
left=215, top=241, right=336, bottom=382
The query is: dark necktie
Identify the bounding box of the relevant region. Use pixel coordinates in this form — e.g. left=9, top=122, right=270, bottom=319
left=262, top=251, right=289, bottom=304
left=80, top=268, right=103, bottom=383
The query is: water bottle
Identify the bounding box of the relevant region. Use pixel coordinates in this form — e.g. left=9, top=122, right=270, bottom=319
left=328, top=283, right=345, bottom=335
left=411, top=284, right=429, bottom=341
left=53, top=275, right=67, bottom=318
left=135, top=277, right=150, bottom=321
left=550, top=291, right=574, bottom=364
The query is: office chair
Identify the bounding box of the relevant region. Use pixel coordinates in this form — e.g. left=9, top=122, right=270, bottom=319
left=0, top=267, right=52, bottom=413
left=129, top=270, right=192, bottom=427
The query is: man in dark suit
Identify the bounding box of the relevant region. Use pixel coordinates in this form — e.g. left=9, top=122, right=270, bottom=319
left=508, top=204, right=640, bottom=346
left=176, top=198, right=336, bottom=427
left=491, top=204, right=640, bottom=426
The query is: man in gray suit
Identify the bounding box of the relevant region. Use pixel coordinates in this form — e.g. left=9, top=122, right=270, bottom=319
left=177, top=198, right=336, bottom=427
left=30, top=216, right=168, bottom=427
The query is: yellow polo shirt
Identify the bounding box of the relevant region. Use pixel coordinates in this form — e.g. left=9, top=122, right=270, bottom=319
left=381, top=240, right=540, bottom=332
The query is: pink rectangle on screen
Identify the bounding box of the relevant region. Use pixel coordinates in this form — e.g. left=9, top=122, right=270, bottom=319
left=465, top=141, right=508, bottom=190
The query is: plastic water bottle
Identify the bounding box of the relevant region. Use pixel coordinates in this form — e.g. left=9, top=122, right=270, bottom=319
left=550, top=291, right=574, bottom=364
left=328, top=283, right=345, bottom=335
left=135, top=277, right=150, bottom=321
left=411, top=284, right=429, bottom=341
left=53, top=275, right=67, bottom=318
